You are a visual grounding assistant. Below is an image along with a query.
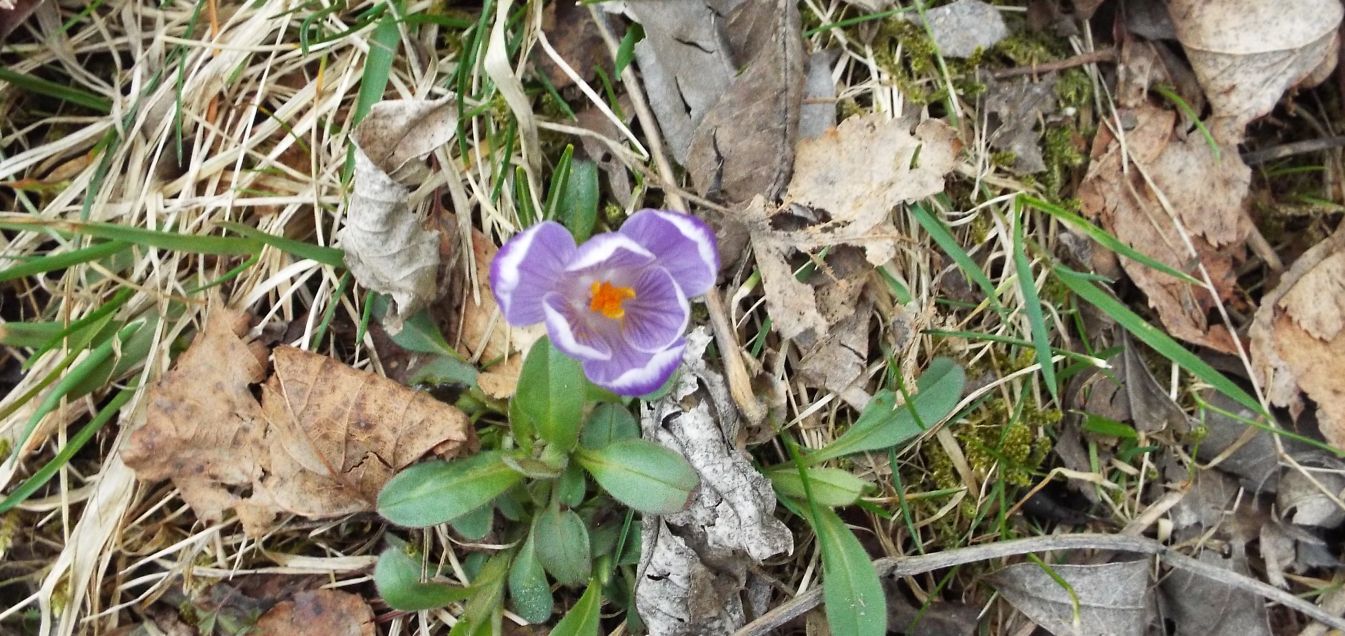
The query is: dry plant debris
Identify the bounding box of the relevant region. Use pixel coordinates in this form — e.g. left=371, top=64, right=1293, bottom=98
left=253, top=589, right=375, bottom=636
left=124, top=308, right=474, bottom=536
left=988, top=559, right=1151, bottom=635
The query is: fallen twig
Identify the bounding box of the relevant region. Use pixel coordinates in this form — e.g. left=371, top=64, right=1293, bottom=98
left=992, top=48, right=1117, bottom=79
left=734, top=532, right=1345, bottom=635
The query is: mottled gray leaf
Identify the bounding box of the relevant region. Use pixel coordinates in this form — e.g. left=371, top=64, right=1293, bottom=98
left=989, top=559, right=1151, bottom=636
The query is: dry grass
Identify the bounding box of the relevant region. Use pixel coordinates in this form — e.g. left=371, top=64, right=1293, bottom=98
left=0, top=0, right=1340, bottom=634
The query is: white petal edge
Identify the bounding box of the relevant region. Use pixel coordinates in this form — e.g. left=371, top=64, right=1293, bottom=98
left=595, top=342, right=685, bottom=395
left=641, top=210, right=719, bottom=295
left=565, top=233, right=653, bottom=272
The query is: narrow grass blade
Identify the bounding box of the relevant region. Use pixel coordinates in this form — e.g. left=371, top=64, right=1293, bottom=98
left=217, top=221, right=343, bottom=267
left=1018, top=195, right=1201, bottom=285
left=1012, top=212, right=1058, bottom=402
left=0, top=66, right=111, bottom=112
left=911, top=203, right=1000, bottom=312
left=0, top=321, right=64, bottom=348
left=1053, top=265, right=1262, bottom=414
left=550, top=579, right=601, bottom=636
left=0, top=219, right=258, bottom=255
left=0, top=240, right=129, bottom=283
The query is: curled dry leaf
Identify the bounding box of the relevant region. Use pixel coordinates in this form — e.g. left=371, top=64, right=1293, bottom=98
left=636, top=329, right=793, bottom=634
left=124, top=308, right=474, bottom=537
left=253, top=590, right=374, bottom=636
left=1250, top=229, right=1345, bottom=449
left=1169, top=0, right=1342, bottom=143
left=340, top=98, right=456, bottom=331
left=1078, top=43, right=1249, bottom=353
left=988, top=559, right=1152, bottom=636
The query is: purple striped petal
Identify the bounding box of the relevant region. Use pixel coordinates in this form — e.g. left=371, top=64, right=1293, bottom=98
left=621, top=266, right=689, bottom=353
left=490, top=222, right=577, bottom=326
left=619, top=209, right=719, bottom=297
left=542, top=292, right=612, bottom=362
left=583, top=338, right=686, bottom=396
left=565, top=232, right=655, bottom=275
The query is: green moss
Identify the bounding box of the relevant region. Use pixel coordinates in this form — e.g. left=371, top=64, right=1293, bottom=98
left=871, top=18, right=985, bottom=105
left=1055, top=69, right=1093, bottom=109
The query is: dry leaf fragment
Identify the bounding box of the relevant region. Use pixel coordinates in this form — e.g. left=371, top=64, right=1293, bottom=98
left=124, top=308, right=474, bottom=536
left=533, top=1, right=611, bottom=89
left=455, top=225, right=544, bottom=399
left=1158, top=551, right=1271, bottom=636
left=989, top=559, right=1152, bottom=636
left=253, top=590, right=374, bottom=636
left=1169, top=0, right=1342, bottom=142
left=685, top=0, right=804, bottom=203
left=1250, top=230, right=1345, bottom=449
left=984, top=76, right=1058, bottom=175
left=798, top=49, right=839, bottom=140
left=340, top=98, right=456, bottom=331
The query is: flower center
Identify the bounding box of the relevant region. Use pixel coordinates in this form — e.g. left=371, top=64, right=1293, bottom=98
left=588, top=280, right=636, bottom=319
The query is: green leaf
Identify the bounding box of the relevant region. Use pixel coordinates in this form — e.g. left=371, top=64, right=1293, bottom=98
left=811, top=506, right=886, bottom=635
left=557, top=159, right=599, bottom=242
left=550, top=579, right=602, bottom=636
left=911, top=203, right=1001, bottom=312
left=615, top=23, right=643, bottom=75
left=766, top=465, right=872, bottom=507
left=807, top=358, right=966, bottom=464
left=377, top=452, right=523, bottom=527
left=1012, top=212, right=1058, bottom=402
left=449, top=503, right=494, bottom=541
left=576, top=439, right=699, bottom=515
left=407, top=355, right=479, bottom=388
left=1081, top=413, right=1138, bottom=440
left=0, top=66, right=112, bottom=112
left=533, top=508, right=592, bottom=587
left=514, top=337, right=586, bottom=451
left=508, top=533, right=554, bottom=624
left=557, top=462, right=587, bottom=507
left=215, top=221, right=344, bottom=267
left=501, top=453, right=567, bottom=479
left=580, top=403, right=639, bottom=449
left=462, top=551, right=510, bottom=633
left=370, top=294, right=459, bottom=358
left=374, top=539, right=473, bottom=611
left=0, top=240, right=129, bottom=283
left=1053, top=266, right=1262, bottom=414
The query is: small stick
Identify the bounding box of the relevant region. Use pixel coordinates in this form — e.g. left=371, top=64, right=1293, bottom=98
left=992, top=48, right=1117, bottom=80
left=735, top=532, right=1345, bottom=635
left=1241, top=135, right=1345, bottom=165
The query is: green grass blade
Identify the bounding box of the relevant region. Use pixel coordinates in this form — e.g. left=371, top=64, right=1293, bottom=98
left=1012, top=213, right=1058, bottom=402
left=1053, top=265, right=1262, bottom=414
left=1018, top=195, right=1201, bottom=285
left=216, top=221, right=344, bottom=267
left=0, top=66, right=111, bottom=112
left=0, top=321, right=64, bottom=348
left=0, top=385, right=136, bottom=513
left=343, top=5, right=400, bottom=182
left=0, top=240, right=130, bottom=283
left=911, top=203, right=1001, bottom=312
left=0, top=219, right=258, bottom=255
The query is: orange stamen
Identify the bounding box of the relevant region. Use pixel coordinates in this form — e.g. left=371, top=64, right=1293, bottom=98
left=589, top=280, right=636, bottom=319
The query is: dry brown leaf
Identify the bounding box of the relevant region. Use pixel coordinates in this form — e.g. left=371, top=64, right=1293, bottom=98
left=253, top=590, right=373, bottom=636
left=1250, top=229, right=1345, bottom=450
left=1078, top=76, right=1247, bottom=353
left=685, top=0, right=804, bottom=203
left=124, top=308, right=474, bottom=536
left=985, top=76, right=1057, bottom=175
left=533, top=0, right=611, bottom=89
left=1169, top=0, right=1342, bottom=143
left=340, top=98, right=456, bottom=331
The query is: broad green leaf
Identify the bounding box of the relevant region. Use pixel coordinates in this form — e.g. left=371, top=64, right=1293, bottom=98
left=550, top=579, right=602, bottom=636
left=557, top=462, right=587, bottom=507
left=370, top=294, right=459, bottom=358
left=449, top=503, right=494, bottom=541
left=407, top=355, right=478, bottom=388
left=377, top=452, right=523, bottom=527
left=534, top=508, right=592, bottom=586
left=1053, top=266, right=1262, bottom=414
left=374, top=539, right=473, bottom=611
left=766, top=465, right=872, bottom=507
left=557, top=159, right=599, bottom=242
left=508, top=533, right=554, bottom=624
left=580, top=403, right=639, bottom=449
left=1012, top=213, right=1058, bottom=402
left=1081, top=414, right=1138, bottom=440
left=807, top=358, right=966, bottom=464
left=462, top=551, right=510, bottom=634
left=811, top=506, right=886, bottom=635
left=514, top=338, right=585, bottom=451
left=576, top=439, right=699, bottom=515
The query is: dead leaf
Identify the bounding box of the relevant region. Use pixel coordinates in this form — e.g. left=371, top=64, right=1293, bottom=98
left=916, top=0, right=1010, bottom=59
left=626, top=0, right=737, bottom=163
left=0, top=0, right=42, bottom=40
left=533, top=1, right=612, bottom=89
left=636, top=328, right=793, bottom=633
left=1277, top=466, right=1345, bottom=529
left=1169, top=0, right=1342, bottom=143
left=124, top=308, right=474, bottom=536
left=886, top=584, right=980, bottom=635
left=1158, top=550, right=1271, bottom=636
left=1078, top=56, right=1248, bottom=353
left=254, top=590, right=374, bottom=636
left=340, top=98, right=456, bottom=331
left=1250, top=229, right=1345, bottom=449
left=1194, top=390, right=1306, bottom=494
left=984, top=76, right=1058, bottom=175
left=685, top=0, right=805, bottom=203
left=457, top=225, right=545, bottom=399
left=799, top=49, right=839, bottom=141
left=989, top=559, right=1152, bottom=636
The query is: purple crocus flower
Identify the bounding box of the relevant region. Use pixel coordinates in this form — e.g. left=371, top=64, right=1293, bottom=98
left=490, top=210, right=718, bottom=395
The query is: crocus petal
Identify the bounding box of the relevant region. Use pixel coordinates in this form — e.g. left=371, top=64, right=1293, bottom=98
left=621, top=266, right=689, bottom=353
left=583, top=338, right=686, bottom=396
left=620, top=209, right=719, bottom=297
left=565, top=232, right=655, bottom=274
left=543, top=292, right=612, bottom=362
left=490, top=222, right=577, bottom=325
